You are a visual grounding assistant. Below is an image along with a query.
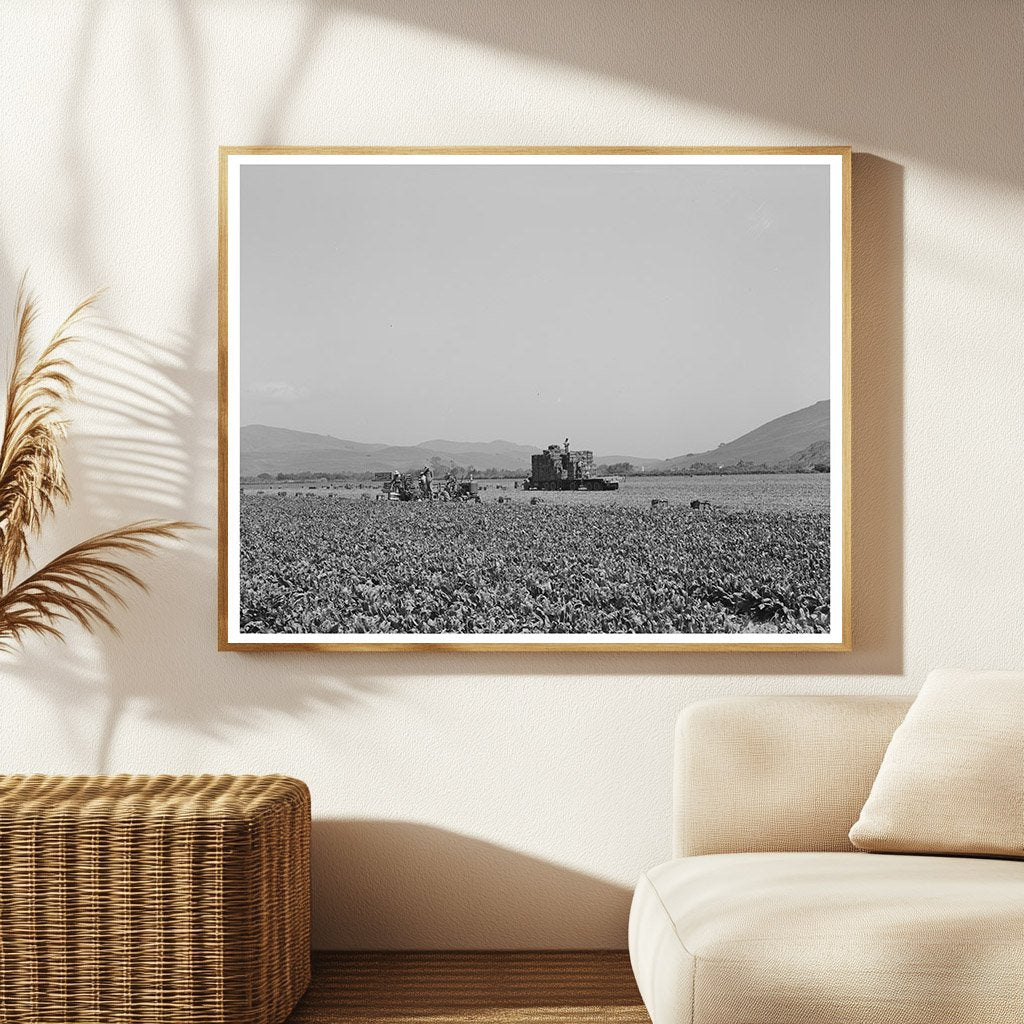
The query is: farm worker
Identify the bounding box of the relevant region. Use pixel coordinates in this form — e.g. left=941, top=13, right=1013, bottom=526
left=420, top=466, right=432, bottom=499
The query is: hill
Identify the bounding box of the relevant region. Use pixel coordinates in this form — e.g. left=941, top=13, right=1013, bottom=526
left=665, top=400, right=830, bottom=470
left=776, top=438, right=831, bottom=472
left=240, top=425, right=544, bottom=476
left=240, top=424, right=382, bottom=457
left=418, top=439, right=539, bottom=459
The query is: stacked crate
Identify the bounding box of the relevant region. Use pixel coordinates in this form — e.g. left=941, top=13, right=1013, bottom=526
left=532, top=447, right=565, bottom=482
left=573, top=450, right=594, bottom=479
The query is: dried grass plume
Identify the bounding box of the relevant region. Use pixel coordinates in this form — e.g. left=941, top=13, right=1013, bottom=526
left=0, top=280, right=196, bottom=650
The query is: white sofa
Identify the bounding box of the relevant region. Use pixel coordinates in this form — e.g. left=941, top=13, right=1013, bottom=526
left=628, top=695, right=1024, bottom=1024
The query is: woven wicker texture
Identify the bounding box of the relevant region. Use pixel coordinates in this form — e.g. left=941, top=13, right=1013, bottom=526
left=0, top=774, right=310, bottom=1024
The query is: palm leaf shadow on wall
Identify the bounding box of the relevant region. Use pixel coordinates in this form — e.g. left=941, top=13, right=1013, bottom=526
left=0, top=280, right=197, bottom=650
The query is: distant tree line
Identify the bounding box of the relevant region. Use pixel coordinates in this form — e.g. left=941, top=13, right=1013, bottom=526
left=643, top=460, right=829, bottom=476
left=241, top=465, right=526, bottom=485
left=241, top=458, right=829, bottom=486
left=243, top=471, right=378, bottom=483
left=593, top=460, right=829, bottom=477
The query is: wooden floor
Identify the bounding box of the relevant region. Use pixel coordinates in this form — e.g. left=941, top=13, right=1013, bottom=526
left=286, top=952, right=649, bottom=1024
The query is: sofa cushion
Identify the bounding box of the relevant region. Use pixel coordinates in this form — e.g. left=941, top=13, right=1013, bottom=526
left=675, top=695, right=912, bottom=857
left=849, top=668, right=1024, bottom=857
left=629, top=852, right=1024, bottom=1024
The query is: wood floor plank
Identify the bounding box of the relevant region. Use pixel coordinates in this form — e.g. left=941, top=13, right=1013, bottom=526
left=287, top=952, right=649, bottom=1024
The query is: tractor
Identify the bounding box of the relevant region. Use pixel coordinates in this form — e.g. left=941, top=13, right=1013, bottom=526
left=377, top=467, right=481, bottom=503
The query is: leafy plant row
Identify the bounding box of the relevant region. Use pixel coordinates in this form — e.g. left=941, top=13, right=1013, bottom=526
left=239, top=496, right=830, bottom=635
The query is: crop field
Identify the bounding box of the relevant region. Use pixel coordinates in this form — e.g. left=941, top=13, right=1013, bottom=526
left=238, top=474, right=830, bottom=635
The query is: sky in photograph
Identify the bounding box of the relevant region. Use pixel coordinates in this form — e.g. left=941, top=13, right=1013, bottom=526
left=239, top=160, right=831, bottom=459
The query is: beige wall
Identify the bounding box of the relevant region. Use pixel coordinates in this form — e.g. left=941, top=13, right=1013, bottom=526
left=1, top=1, right=1021, bottom=949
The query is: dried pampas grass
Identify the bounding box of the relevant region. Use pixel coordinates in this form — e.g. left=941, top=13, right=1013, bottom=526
left=0, top=280, right=196, bottom=650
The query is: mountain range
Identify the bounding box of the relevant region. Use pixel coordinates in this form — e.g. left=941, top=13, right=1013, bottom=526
left=240, top=426, right=542, bottom=476
left=240, top=399, right=830, bottom=476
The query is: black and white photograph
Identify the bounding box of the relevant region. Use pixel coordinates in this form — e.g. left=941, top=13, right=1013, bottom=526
left=220, top=149, right=849, bottom=649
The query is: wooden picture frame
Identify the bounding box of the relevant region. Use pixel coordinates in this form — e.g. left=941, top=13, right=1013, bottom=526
left=219, top=147, right=851, bottom=651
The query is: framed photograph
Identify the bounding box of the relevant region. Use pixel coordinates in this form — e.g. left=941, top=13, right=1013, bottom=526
left=219, top=147, right=850, bottom=651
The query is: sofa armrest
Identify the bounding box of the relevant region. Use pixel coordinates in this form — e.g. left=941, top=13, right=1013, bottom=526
left=674, top=695, right=913, bottom=857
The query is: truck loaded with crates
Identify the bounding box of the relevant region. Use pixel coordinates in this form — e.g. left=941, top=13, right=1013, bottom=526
left=523, top=439, right=620, bottom=491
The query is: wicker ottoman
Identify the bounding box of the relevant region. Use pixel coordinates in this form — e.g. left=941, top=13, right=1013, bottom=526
left=0, top=774, right=310, bottom=1024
